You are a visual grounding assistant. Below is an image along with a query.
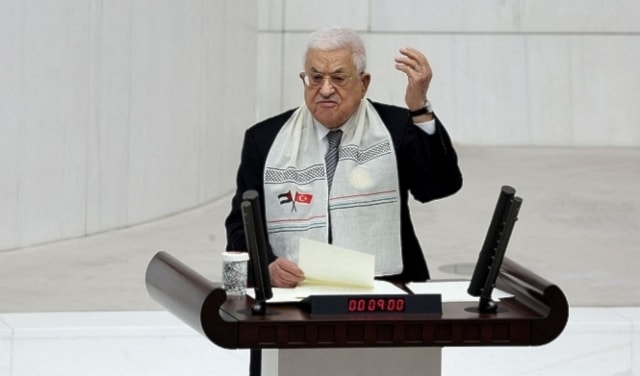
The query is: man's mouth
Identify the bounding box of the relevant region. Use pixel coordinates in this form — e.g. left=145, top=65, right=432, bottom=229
left=317, top=100, right=338, bottom=108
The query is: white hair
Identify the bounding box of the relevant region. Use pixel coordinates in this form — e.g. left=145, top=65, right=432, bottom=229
left=304, top=27, right=367, bottom=74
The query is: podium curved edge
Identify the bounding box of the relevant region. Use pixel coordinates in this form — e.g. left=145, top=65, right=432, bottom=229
left=498, top=257, right=569, bottom=346
left=145, top=251, right=240, bottom=349
left=200, top=288, right=241, bottom=349
left=528, top=283, right=569, bottom=345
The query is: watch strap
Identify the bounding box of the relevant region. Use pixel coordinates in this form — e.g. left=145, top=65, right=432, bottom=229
left=408, top=100, right=433, bottom=117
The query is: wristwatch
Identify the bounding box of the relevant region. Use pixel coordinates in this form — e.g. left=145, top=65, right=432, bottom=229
left=409, top=100, right=433, bottom=117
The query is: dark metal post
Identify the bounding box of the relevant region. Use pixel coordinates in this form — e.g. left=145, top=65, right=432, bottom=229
left=249, top=348, right=262, bottom=376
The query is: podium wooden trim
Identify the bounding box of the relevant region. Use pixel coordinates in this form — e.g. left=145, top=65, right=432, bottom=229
left=145, top=251, right=568, bottom=350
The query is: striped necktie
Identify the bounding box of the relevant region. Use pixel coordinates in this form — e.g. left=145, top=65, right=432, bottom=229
left=324, top=130, right=343, bottom=192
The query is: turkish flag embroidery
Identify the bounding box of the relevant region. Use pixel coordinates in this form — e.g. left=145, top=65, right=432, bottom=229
left=294, top=192, right=313, bottom=204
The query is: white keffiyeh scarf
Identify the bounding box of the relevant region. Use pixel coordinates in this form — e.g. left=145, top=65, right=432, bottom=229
left=263, top=100, right=402, bottom=276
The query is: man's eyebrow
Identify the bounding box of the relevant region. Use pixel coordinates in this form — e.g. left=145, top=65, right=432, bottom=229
left=309, top=66, right=348, bottom=74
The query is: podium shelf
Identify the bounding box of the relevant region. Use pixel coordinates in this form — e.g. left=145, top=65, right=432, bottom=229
left=146, top=252, right=568, bottom=350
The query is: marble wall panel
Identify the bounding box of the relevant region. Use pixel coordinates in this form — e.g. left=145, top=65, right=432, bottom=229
left=85, top=0, right=135, bottom=233
left=283, top=0, right=369, bottom=31
left=258, top=0, right=284, bottom=31
left=126, top=1, right=207, bottom=224
left=5, top=1, right=92, bottom=247
left=568, top=35, right=640, bottom=146
left=371, top=0, right=524, bottom=33
left=0, top=0, right=25, bottom=249
left=450, top=35, right=531, bottom=145
left=280, top=33, right=309, bottom=111
left=210, top=0, right=258, bottom=199
left=256, top=0, right=640, bottom=146
left=0, top=0, right=257, bottom=250
left=256, top=33, right=285, bottom=119
left=520, top=0, right=640, bottom=32
left=526, top=35, right=575, bottom=145
left=371, top=0, right=640, bottom=33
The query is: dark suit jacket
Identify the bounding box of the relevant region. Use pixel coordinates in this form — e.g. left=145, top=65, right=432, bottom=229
left=225, top=100, right=462, bottom=281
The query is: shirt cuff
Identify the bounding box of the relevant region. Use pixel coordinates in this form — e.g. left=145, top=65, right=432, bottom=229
left=414, top=119, right=436, bottom=135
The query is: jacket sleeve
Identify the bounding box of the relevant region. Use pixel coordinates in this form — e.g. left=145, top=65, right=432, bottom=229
left=398, top=114, right=463, bottom=203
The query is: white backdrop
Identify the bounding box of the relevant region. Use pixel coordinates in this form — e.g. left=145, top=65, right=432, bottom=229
left=2, top=0, right=639, bottom=250
left=257, top=0, right=640, bottom=146
left=0, top=0, right=256, bottom=250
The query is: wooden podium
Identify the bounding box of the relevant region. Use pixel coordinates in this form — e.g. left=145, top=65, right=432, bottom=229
left=145, top=251, right=568, bottom=375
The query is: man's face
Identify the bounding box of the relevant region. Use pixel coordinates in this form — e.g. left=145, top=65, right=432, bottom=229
left=303, top=48, right=371, bottom=129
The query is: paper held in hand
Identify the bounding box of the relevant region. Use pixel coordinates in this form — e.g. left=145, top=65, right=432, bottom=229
left=297, top=237, right=375, bottom=288
left=290, top=238, right=409, bottom=300
left=246, top=238, right=406, bottom=302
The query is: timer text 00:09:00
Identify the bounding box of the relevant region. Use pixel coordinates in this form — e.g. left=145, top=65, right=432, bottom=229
left=347, top=297, right=406, bottom=313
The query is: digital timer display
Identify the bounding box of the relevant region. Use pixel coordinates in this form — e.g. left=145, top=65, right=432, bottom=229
left=347, top=297, right=406, bottom=313
left=302, top=294, right=442, bottom=315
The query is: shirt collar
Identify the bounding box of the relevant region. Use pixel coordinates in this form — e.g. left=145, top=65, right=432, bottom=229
left=312, top=115, right=353, bottom=141
left=313, top=119, right=334, bottom=141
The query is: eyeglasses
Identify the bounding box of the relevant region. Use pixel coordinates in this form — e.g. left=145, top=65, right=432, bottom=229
left=299, top=72, right=361, bottom=88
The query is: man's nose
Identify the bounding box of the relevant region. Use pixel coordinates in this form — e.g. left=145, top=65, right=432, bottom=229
left=319, top=77, right=335, bottom=95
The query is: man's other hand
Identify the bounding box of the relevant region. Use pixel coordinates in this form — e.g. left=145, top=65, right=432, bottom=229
left=269, top=258, right=305, bottom=287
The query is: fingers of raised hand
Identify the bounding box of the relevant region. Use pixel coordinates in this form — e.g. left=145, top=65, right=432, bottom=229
left=395, top=47, right=432, bottom=81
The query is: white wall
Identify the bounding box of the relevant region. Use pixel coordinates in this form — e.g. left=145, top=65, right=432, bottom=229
left=256, top=0, right=640, bottom=146
left=3, top=0, right=639, bottom=250
left=0, top=1, right=257, bottom=250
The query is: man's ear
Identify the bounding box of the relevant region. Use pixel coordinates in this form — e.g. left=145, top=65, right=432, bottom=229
left=361, top=73, right=371, bottom=97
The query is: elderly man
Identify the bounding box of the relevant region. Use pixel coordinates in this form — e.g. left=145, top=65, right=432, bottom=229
left=225, top=27, right=462, bottom=287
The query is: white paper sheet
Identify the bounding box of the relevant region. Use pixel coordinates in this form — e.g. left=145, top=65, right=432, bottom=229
left=248, top=280, right=407, bottom=303
left=406, top=280, right=514, bottom=302
left=297, top=237, right=375, bottom=288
